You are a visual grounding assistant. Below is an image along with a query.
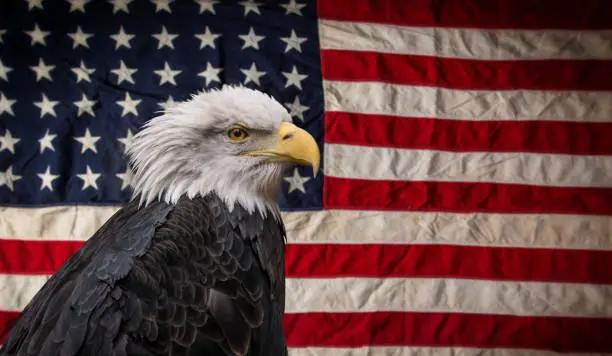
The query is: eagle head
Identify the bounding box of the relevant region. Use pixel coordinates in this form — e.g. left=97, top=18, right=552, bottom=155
left=124, top=85, right=320, bottom=217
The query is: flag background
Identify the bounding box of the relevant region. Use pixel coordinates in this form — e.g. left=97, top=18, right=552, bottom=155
left=1, top=0, right=612, bottom=354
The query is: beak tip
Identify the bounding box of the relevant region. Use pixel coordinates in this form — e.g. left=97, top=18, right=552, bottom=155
left=312, top=163, right=320, bottom=178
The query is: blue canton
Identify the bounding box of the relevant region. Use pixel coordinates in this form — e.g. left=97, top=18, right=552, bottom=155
left=0, top=0, right=324, bottom=211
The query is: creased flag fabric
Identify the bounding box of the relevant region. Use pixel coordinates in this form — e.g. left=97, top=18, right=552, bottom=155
left=1, top=0, right=612, bottom=354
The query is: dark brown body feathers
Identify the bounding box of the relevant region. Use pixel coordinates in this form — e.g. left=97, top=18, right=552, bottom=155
left=0, top=194, right=288, bottom=356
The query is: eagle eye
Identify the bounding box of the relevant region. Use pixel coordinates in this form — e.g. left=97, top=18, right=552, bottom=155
left=227, top=126, right=249, bottom=143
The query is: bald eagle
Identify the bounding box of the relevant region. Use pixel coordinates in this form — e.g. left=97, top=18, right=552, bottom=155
left=0, top=86, right=320, bottom=356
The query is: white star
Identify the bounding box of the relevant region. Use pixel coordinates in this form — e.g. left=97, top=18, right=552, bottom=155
left=26, top=0, right=44, bottom=10
left=108, top=0, right=133, bottom=13
left=152, top=25, right=178, bottom=49
left=154, top=61, right=182, bottom=86
left=77, top=165, right=101, bottom=191
left=117, top=128, right=134, bottom=148
left=0, top=93, right=16, bottom=116
left=116, top=170, right=131, bottom=190
left=159, top=96, right=176, bottom=110
left=238, top=27, right=264, bottom=50
left=116, top=92, right=141, bottom=117
left=0, top=130, right=20, bottom=154
left=283, top=168, right=310, bottom=193
left=282, top=65, right=307, bottom=89
left=240, top=62, right=266, bottom=86
left=281, top=0, right=305, bottom=15
left=110, top=26, right=134, bottom=49
left=195, top=26, right=220, bottom=49
left=194, top=0, right=217, bottom=14
left=284, top=96, right=309, bottom=121
left=280, top=30, right=307, bottom=53
left=74, top=128, right=101, bottom=153
left=37, top=166, right=59, bottom=191
left=151, top=0, right=174, bottom=13
left=71, top=60, right=95, bottom=83
left=67, top=26, right=93, bottom=49
left=73, top=94, right=97, bottom=117
left=34, top=93, right=59, bottom=118
left=0, top=60, right=13, bottom=82
left=0, top=30, right=6, bottom=44
left=25, top=23, right=50, bottom=46
left=0, top=166, right=21, bottom=191
left=198, top=62, right=222, bottom=86
left=66, top=0, right=90, bottom=12
left=38, top=129, right=57, bottom=153
left=111, top=60, right=137, bottom=85
left=30, top=58, right=55, bottom=82
left=240, top=0, right=261, bottom=15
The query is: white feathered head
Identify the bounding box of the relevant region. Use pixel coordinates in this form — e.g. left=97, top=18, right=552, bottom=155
left=124, top=85, right=320, bottom=216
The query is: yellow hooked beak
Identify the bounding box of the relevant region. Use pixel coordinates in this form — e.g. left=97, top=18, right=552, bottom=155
left=241, top=122, right=320, bottom=177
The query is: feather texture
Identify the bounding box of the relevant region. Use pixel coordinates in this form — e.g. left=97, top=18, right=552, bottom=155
left=0, top=193, right=287, bottom=356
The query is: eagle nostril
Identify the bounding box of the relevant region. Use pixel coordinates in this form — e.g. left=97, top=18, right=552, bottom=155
left=282, top=132, right=294, bottom=141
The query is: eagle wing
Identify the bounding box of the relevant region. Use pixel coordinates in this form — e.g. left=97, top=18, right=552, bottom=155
left=0, top=195, right=287, bottom=356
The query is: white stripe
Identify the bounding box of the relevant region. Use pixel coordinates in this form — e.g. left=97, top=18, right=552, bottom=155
left=289, top=347, right=606, bottom=356
left=2, top=274, right=611, bottom=317
left=0, top=205, right=120, bottom=241
left=286, top=277, right=612, bottom=317
left=323, top=80, right=612, bottom=122
left=2, top=206, right=612, bottom=250
left=318, top=19, right=612, bottom=60
left=0, top=274, right=49, bottom=312
left=325, top=144, right=612, bottom=188
left=284, top=210, right=612, bottom=250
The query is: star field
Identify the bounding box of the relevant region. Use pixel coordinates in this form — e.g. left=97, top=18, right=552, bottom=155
left=0, top=0, right=323, bottom=209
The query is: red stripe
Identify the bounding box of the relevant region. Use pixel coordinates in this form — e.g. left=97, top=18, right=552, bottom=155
left=320, top=50, right=612, bottom=91
left=284, top=311, right=612, bottom=352
left=286, top=243, right=612, bottom=284
left=324, top=112, right=612, bottom=155
left=3, top=239, right=611, bottom=285
left=2, top=310, right=611, bottom=352
left=0, top=239, right=81, bottom=275
left=0, top=311, right=19, bottom=345
left=324, top=177, right=612, bottom=215
left=318, top=0, right=612, bottom=30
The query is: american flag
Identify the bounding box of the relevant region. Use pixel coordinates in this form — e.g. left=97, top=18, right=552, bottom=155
left=2, top=0, right=612, bottom=354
